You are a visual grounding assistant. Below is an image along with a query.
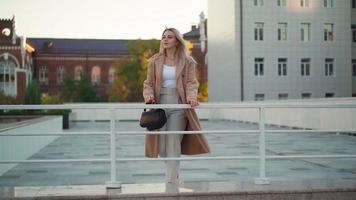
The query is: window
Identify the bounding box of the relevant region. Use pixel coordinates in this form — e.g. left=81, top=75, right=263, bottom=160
left=301, top=23, right=310, bottom=42
left=324, top=0, right=334, bottom=8
left=352, top=25, right=356, bottom=43
left=352, top=59, right=356, bottom=77
left=254, top=23, right=264, bottom=41
left=57, top=65, right=65, bottom=85
left=278, top=23, right=287, bottom=41
left=300, top=0, right=309, bottom=7
left=0, top=60, right=16, bottom=96
left=255, top=94, right=265, bottom=101
left=353, top=0, right=356, bottom=8
left=278, top=93, right=288, bottom=100
left=277, top=0, right=286, bottom=6
left=324, top=23, right=333, bottom=42
left=254, top=0, right=264, bottom=6
left=108, top=67, right=116, bottom=84
left=74, top=66, right=83, bottom=81
left=325, top=93, right=334, bottom=98
left=302, top=93, right=311, bottom=99
left=278, top=58, right=287, bottom=76
left=39, top=66, right=48, bottom=85
left=254, top=58, right=264, bottom=76
left=325, top=58, right=334, bottom=76
left=301, top=58, right=311, bottom=76
left=91, top=66, right=101, bottom=85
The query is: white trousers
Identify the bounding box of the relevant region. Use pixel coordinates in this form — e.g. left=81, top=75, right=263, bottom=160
left=159, top=87, right=187, bottom=184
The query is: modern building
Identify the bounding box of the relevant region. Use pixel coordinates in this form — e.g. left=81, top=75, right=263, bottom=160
left=208, top=0, right=355, bottom=102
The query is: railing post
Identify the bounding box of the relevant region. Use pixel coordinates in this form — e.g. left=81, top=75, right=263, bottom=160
left=254, top=106, right=270, bottom=184
left=106, top=108, right=121, bottom=189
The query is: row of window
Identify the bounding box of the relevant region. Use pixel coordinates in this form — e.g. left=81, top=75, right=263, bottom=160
left=254, top=22, right=346, bottom=42
left=254, top=0, right=356, bottom=8
left=254, top=92, right=335, bottom=101
left=38, top=66, right=117, bottom=85
left=253, top=58, right=355, bottom=77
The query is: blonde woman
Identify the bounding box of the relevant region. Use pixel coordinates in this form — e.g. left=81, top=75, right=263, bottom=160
left=143, top=28, right=210, bottom=191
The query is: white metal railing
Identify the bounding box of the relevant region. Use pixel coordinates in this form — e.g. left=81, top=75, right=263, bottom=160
left=1, top=102, right=356, bottom=188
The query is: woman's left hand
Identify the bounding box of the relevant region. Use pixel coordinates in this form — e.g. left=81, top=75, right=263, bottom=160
left=187, top=99, right=199, bottom=108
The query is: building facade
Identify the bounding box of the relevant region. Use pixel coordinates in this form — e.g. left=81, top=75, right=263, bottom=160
left=0, top=16, right=34, bottom=101
left=208, top=0, right=355, bottom=102
left=28, top=38, right=130, bottom=100
left=183, top=12, right=208, bottom=85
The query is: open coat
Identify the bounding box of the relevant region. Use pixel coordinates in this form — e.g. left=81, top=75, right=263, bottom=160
left=143, top=53, right=210, bottom=158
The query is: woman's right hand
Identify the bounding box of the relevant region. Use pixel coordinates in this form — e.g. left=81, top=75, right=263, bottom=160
left=145, top=96, right=155, bottom=104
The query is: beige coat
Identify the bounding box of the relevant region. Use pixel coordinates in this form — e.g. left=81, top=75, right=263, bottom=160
left=143, top=53, right=210, bottom=158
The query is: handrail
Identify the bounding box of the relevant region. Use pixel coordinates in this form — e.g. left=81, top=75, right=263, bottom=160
left=0, top=102, right=356, bottom=188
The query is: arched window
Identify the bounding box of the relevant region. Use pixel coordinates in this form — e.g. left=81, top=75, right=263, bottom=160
left=91, top=66, right=101, bottom=85
left=108, top=67, right=116, bottom=84
left=57, top=65, right=65, bottom=85
left=0, top=60, right=16, bottom=96
left=74, top=66, right=83, bottom=81
left=39, top=66, right=48, bottom=85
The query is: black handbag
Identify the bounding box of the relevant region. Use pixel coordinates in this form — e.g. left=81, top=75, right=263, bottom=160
left=140, top=103, right=167, bottom=131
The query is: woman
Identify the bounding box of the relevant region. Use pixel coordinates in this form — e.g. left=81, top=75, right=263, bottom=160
left=143, top=28, right=210, bottom=188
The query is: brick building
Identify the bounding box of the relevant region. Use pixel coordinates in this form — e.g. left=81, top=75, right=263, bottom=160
left=28, top=38, right=130, bottom=100
left=183, top=12, right=208, bottom=85
left=0, top=16, right=34, bottom=102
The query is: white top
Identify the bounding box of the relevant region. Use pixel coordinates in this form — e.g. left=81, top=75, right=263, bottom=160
left=161, top=65, right=176, bottom=88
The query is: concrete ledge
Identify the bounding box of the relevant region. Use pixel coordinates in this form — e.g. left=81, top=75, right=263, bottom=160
left=1, top=179, right=356, bottom=200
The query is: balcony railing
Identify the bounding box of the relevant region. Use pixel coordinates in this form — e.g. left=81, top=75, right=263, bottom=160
left=0, top=102, right=356, bottom=188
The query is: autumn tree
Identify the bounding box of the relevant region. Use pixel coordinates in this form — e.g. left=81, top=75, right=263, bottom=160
left=107, top=39, right=160, bottom=102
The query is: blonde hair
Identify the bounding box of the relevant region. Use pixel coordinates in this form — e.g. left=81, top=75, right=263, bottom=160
left=159, top=28, right=191, bottom=64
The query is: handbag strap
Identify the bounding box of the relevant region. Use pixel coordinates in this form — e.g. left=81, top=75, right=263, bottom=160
left=144, top=102, right=154, bottom=112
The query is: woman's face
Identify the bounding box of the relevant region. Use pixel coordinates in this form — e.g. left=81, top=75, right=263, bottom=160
left=162, top=30, right=178, bottom=50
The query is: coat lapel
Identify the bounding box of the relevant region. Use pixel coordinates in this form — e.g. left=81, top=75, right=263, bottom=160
left=155, top=55, right=164, bottom=100
left=175, top=58, right=185, bottom=83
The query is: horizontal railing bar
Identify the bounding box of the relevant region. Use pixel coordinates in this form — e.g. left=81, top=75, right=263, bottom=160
left=1, top=102, right=356, bottom=110
left=267, top=155, right=356, bottom=159
left=265, top=130, right=356, bottom=133
left=0, top=159, right=109, bottom=164
left=2, top=129, right=355, bottom=137
left=0, top=156, right=259, bottom=164
left=0, top=130, right=260, bottom=136
left=115, top=156, right=259, bottom=161
left=2, top=154, right=356, bottom=164
left=0, top=132, right=110, bottom=136
left=115, top=130, right=260, bottom=135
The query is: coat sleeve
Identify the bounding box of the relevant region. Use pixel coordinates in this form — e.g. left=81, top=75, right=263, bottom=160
left=143, top=59, right=155, bottom=102
left=185, top=59, right=199, bottom=101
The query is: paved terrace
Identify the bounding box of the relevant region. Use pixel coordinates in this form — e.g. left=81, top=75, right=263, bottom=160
left=1, top=120, right=356, bottom=199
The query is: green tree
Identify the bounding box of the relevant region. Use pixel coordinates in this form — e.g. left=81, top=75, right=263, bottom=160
left=107, top=39, right=160, bottom=102
left=25, top=80, right=41, bottom=104
left=60, top=76, right=78, bottom=102
left=77, top=74, right=101, bottom=102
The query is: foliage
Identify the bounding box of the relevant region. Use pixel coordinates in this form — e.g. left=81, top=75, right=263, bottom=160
left=76, top=74, right=101, bottom=102
left=58, top=74, right=101, bottom=103
left=107, top=39, right=160, bottom=102
left=0, top=90, right=17, bottom=104
left=41, top=93, right=71, bottom=115
left=24, top=80, right=41, bottom=105
left=60, top=76, right=78, bottom=102
left=197, top=82, right=208, bottom=102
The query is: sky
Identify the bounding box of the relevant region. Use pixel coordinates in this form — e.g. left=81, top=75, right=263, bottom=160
left=0, top=0, right=207, bottom=39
